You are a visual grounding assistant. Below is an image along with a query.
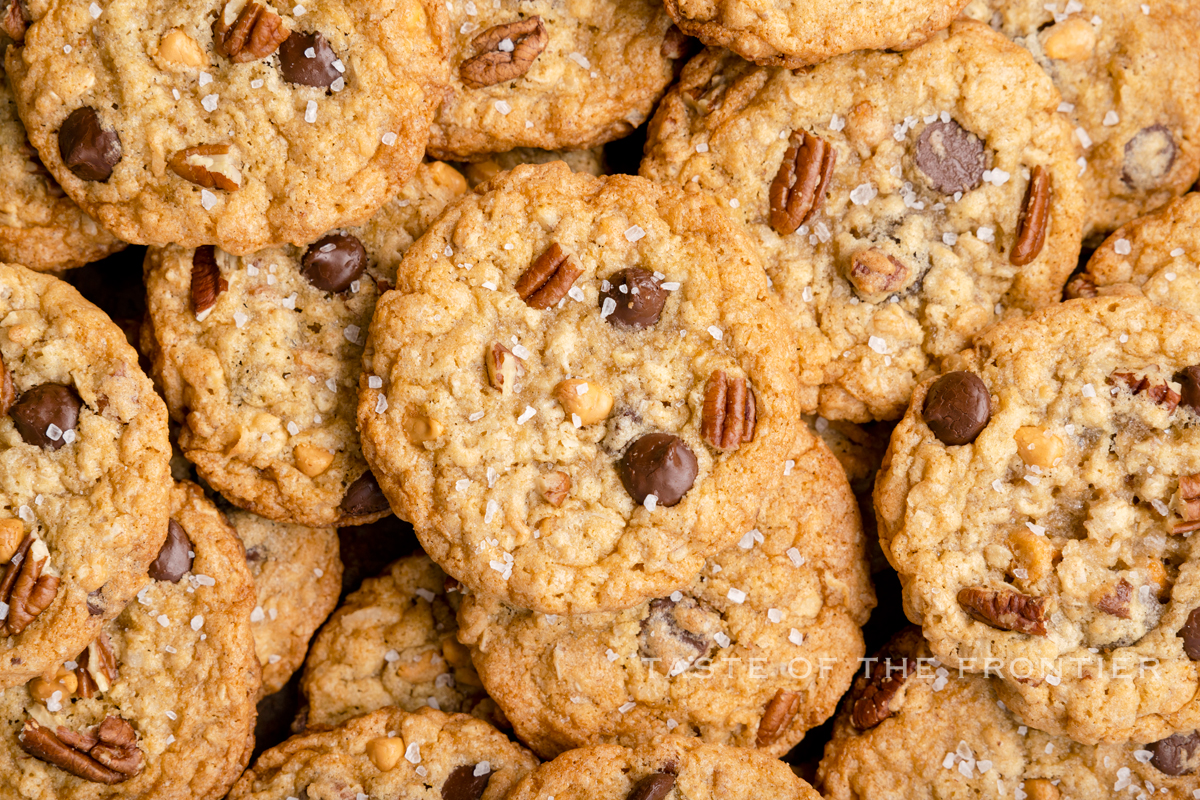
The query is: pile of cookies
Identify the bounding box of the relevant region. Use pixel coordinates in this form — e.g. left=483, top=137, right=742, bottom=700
left=0, top=0, right=1199, bottom=795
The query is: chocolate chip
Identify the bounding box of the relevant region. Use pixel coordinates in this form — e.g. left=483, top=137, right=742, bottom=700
left=599, top=268, right=668, bottom=330
left=1181, top=606, right=1200, bottom=660
left=302, top=233, right=366, bottom=293
left=1123, top=124, right=1177, bottom=190
left=638, top=596, right=718, bottom=674
left=617, top=433, right=698, bottom=507
left=86, top=588, right=104, bottom=616
left=10, top=384, right=82, bottom=450
left=914, top=120, right=985, bottom=195
left=244, top=544, right=267, bottom=566
left=1150, top=730, right=1200, bottom=775
left=149, top=520, right=193, bottom=582
left=278, top=31, right=340, bottom=87
left=58, top=107, right=122, bottom=182
left=922, top=371, right=990, bottom=446
left=340, top=471, right=390, bottom=517
left=441, top=764, right=491, bottom=800
left=1175, top=366, right=1200, bottom=413
left=627, top=773, right=675, bottom=800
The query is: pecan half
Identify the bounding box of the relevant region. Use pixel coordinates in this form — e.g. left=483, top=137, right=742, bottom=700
left=769, top=131, right=836, bottom=236
left=755, top=689, right=800, bottom=747
left=191, top=245, right=227, bottom=321
left=1010, top=165, right=1049, bottom=266
left=958, top=586, right=1049, bottom=635
left=1108, top=370, right=1181, bottom=414
left=0, top=356, right=14, bottom=416
left=515, top=243, right=581, bottom=309
left=1095, top=578, right=1133, bottom=619
left=850, top=656, right=915, bottom=730
left=485, top=342, right=522, bottom=395
left=169, top=144, right=241, bottom=191
left=847, top=248, right=910, bottom=298
left=459, top=17, right=548, bottom=89
left=1, top=0, right=28, bottom=44
left=1, top=535, right=59, bottom=636
left=213, top=0, right=289, bottom=63
left=700, top=370, right=756, bottom=451
left=19, top=717, right=142, bottom=784
left=76, top=631, right=118, bottom=698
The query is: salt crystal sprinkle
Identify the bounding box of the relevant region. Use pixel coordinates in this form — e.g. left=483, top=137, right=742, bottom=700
left=624, top=225, right=646, bottom=242
left=1114, top=238, right=1132, bottom=255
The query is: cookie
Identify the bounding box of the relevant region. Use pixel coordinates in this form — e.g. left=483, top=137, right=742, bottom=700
left=457, top=426, right=874, bottom=758
left=300, top=554, right=494, bottom=731
left=358, top=162, right=802, bottom=614
left=0, top=480, right=258, bottom=799
left=460, top=147, right=606, bottom=189
left=875, top=295, right=1200, bottom=744
left=427, top=0, right=682, bottom=159
left=4, top=0, right=448, bottom=253
left=963, top=0, right=1200, bottom=240
left=233, top=509, right=341, bottom=697
left=503, top=736, right=820, bottom=800
left=143, top=161, right=468, bottom=526
left=641, top=22, right=1086, bottom=422
left=228, top=705, right=538, bottom=800
left=660, top=0, right=969, bottom=67
left=819, top=628, right=1200, bottom=800
left=0, top=262, right=172, bottom=688
left=804, top=415, right=891, bottom=496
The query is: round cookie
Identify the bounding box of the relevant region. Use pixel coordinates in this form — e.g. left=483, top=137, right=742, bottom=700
left=0, top=480, right=259, bottom=799
left=457, top=427, right=874, bottom=758
left=300, top=554, right=494, bottom=731
left=820, top=628, right=1200, bottom=800
left=875, top=295, right=1200, bottom=744
left=504, top=736, right=820, bottom=800
left=228, top=705, right=538, bottom=800
left=4, top=0, right=448, bottom=253
left=460, top=147, right=606, bottom=189
left=963, top=0, right=1200, bottom=240
left=233, top=509, right=341, bottom=697
left=428, top=0, right=682, bottom=159
left=143, top=161, right=468, bottom=526
left=358, top=162, right=802, bottom=614
left=660, top=0, right=969, bottom=67
left=641, top=22, right=1086, bottom=422
left=0, top=262, right=172, bottom=688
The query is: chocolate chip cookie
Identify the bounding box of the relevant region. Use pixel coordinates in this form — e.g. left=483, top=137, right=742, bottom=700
left=504, top=736, right=821, bottom=800
left=963, top=0, right=1200, bottom=240
left=660, top=0, right=969, bottom=67
left=0, top=480, right=258, bottom=799
left=234, top=509, right=341, bottom=697
left=875, top=295, right=1200, bottom=744
left=5, top=0, right=448, bottom=253
left=143, top=161, right=468, bottom=526
left=820, top=627, right=1200, bottom=800
left=457, top=425, right=874, bottom=758
left=459, top=147, right=606, bottom=189
left=358, top=162, right=802, bottom=614
left=300, top=554, right=494, bottom=731
left=641, top=22, right=1086, bottom=422
left=228, top=705, right=537, bottom=800
left=428, top=0, right=682, bottom=159
left=0, top=262, right=172, bottom=689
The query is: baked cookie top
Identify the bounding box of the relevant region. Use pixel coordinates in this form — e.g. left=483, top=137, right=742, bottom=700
left=358, top=162, right=801, bottom=614
left=660, top=0, right=969, bottom=67
left=301, top=554, right=493, bottom=731
left=875, top=296, right=1200, bottom=744
left=228, top=706, right=538, bottom=800
left=641, top=22, right=1085, bottom=422
left=504, top=736, right=820, bottom=800
left=4, top=0, right=448, bottom=253
left=234, top=508, right=341, bottom=697
left=0, top=262, right=171, bottom=688
left=818, top=628, right=1200, bottom=800
left=0, top=481, right=259, bottom=800
left=457, top=427, right=874, bottom=758
left=428, top=0, right=681, bottom=159
left=143, top=161, right=468, bottom=527
left=963, top=0, right=1200, bottom=240
left=459, top=147, right=606, bottom=189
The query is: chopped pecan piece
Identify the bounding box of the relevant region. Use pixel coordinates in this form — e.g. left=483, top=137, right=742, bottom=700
left=76, top=631, right=118, bottom=698
left=168, top=144, right=241, bottom=191
left=1065, top=273, right=1098, bottom=299
left=1, top=0, right=27, bottom=44
left=1107, top=370, right=1181, bottom=413
left=769, top=131, right=836, bottom=236
left=515, top=243, right=581, bottom=309
left=0, top=356, right=13, bottom=416
left=850, top=655, right=915, bottom=730
left=1, top=534, right=59, bottom=636
left=18, top=717, right=142, bottom=784
left=755, top=689, right=800, bottom=747
left=212, top=0, right=289, bottom=63
left=847, top=248, right=910, bottom=298
left=1010, top=165, right=1049, bottom=266
left=958, top=586, right=1049, bottom=635
left=485, top=342, right=521, bottom=395
left=190, top=245, right=227, bottom=320
left=459, top=17, right=548, bottom=89
left=1174, top=473, right=1200, bottom=534
left=535, top=471, right=571, bottom=507
left=1095, top=578, right=1133, bottom=619
left=700, top=370, right=756, bottom=451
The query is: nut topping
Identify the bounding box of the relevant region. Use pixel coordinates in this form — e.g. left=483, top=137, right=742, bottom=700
left=769, top=130, right=836, bottom=236
left=535, top=471, right=571, bottom=507
left=19, top=717, right=143, bottom=784
left=158, top=30, right=208, bottom=67
left=554, top=379, right=613, bottom=426
left=515, top=243, right=582, bottom=309
left=190, top=245, right=227, bottom=321
left=485, top=343, right=522, bottom=396
left=756, top=689, right=800, bottom=746
left=1010, top=165, right=1050, bottom=266
left=76, top=631, right=118, bottom=698
left=1, top=534, right=59, bottom=636
left=700, top=370, right=756, bottom=451
left=169, top=144, right=241, bottom=191
left=850, top=652, right=915, bottom=730
left=847, top=248, right=911, bottom=299
left=1095, top=578, right=1133, bottom=619
left=459, top=17, right=548, bottom=89
left=957, top=586, right=1049, bottom=635
left=0, top=357, right=13, bottom=417
left=1, top=0, right=28, bottom=44
left=212, top=0, right=289, bottom=62
left=1108, top=370, right=1181, bottom=413
left=1174, top=473, right=1200, bottom=534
